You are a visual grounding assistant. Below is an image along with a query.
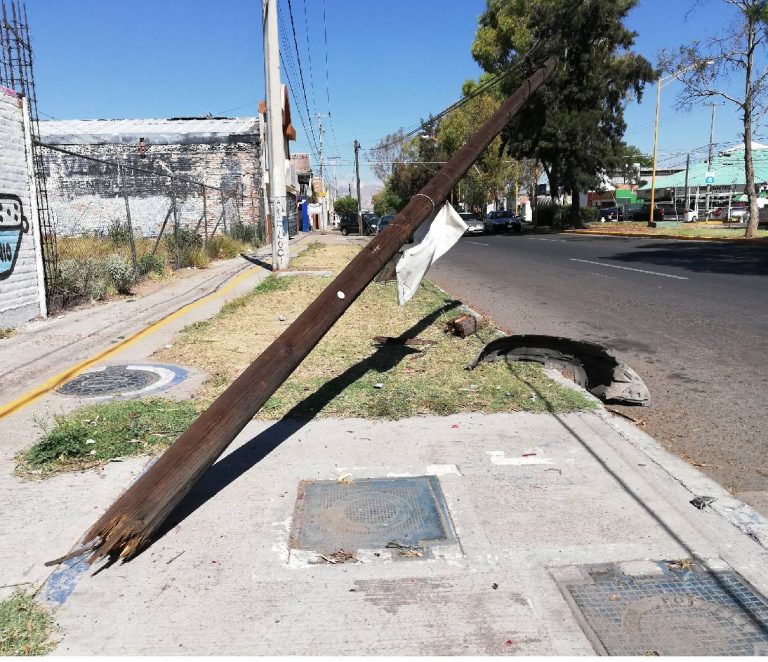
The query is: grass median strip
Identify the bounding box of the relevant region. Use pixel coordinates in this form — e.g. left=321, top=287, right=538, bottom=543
left=157, top=243, right=595, bottom=420
left=576, top=221, right=768, bottom=239
left=17, top=399, right=198, bottom=478
left=0, top=593, right=55, bottom=656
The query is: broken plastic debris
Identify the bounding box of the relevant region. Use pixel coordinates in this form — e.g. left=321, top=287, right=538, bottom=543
left=505, top=639, right=514, bottom=646
left=337, top=473, right=353, bottom=484
left=85, top=439, right=96, bottom=445
left=374, top=382, right=384, bottom=389
left=522, top=452, right=537, bottom=457
left=689, top=495, right=716, bottom=510
left=451, top=424, right=460, bottom=429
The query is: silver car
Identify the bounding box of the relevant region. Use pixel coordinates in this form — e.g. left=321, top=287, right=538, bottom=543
left=459, top=212, right=484, bottom=235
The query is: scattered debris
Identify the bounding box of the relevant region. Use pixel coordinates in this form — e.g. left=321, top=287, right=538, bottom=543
left=545, top=468, right=562, bottom=475
left=692, top=461, right=721, bottom=469
left=468, top=334, right=650, bottom=406
left=372, top=335, right=436, bottom=347
left=666, top=558, right=695, bottom=570
left=451, top=424, right=460, bottom=429
left=608, top=593, right=618, bottom=601
left=0, top=581, right=32, bottom=589
left=505, top=639, right=514, bottom=646
left=492, top=583, right=499, bottom=590
left=165, top=551, right=185, bottom=565
left=606, top=407, right=646, bottom=426
left=373, top=383, right=384, bottom=389
left=315, top=550, right=358, bottom=564
left=386, top=541, right=424, bottom=558
left=444, top=313, right=486, bottom=338
left=278, top=315, right=286, bottom=322
left=522, top=452, right=537, bottom=457
left=337, top=473, right=353, bottom=485
left=689, top=496, right=716, bottom=510
left=644, top=651, right=660, bottom=656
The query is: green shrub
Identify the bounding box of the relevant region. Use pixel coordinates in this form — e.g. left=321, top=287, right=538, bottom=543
left=106, top=219, right=133, bottom=245
left=138, top=253, right=166, bottom=276
left=580, top=206, right=600, bottom=224
left=182, top=246, right=209, bottom=269
left=105, top=254, right=135, bottom=294
left=166, top=227, right=204, bottom=267
left=229, top=221, right=262, bottom=245
left=206, top=235, right=243, bottom=259
left=58, top=258, right=107, bottom=304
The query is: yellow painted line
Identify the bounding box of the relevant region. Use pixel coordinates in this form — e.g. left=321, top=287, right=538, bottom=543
left=0, top=266, right=260, bottom=420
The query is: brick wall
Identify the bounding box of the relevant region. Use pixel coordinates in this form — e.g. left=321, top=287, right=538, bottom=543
left=0, top=90, right=44, bottom=326
left=42, top=137, right=263, bottom=239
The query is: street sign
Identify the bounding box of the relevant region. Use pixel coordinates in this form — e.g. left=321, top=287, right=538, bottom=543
left=705, top=171, right=716, bottom=184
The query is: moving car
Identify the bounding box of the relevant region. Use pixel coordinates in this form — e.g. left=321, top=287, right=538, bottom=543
left=483, top=210, right=521, bottom=234
left=376, top=214, right=395, bottom=234
left=459, top=212, right=484, bottom=235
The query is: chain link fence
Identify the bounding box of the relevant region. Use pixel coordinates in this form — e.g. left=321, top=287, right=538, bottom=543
left=41, top=144, right=267, bottom=311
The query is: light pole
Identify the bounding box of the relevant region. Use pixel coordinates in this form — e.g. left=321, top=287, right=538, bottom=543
left=648, top=61, right=713, bottom=225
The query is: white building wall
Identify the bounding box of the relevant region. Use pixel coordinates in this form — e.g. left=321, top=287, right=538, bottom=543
left=0, top=88, right=45, bottom=327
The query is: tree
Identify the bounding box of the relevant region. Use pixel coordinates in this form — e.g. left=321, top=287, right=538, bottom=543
left=472, top=0, right=655, bottom=225
left=367, top=129, right=408, bottom=184
left=372, top=188, right=403, bottom=216
left=615, top=142, right=653, bottom=186
left=334, top=195, right=358, bottom=218
left=660, top=1, right=768, bottom=238
left=438, top=77, right=519, bottom=212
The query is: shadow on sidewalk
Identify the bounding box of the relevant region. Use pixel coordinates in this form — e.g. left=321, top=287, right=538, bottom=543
left=505, top=360, right=768, bottom=639
left=153, top=298, right=461, bottom=543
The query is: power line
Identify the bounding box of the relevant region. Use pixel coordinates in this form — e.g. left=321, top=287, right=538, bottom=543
left=284, top=0, right=315, bottom=126
left=301, top=0, right=318, bottom=120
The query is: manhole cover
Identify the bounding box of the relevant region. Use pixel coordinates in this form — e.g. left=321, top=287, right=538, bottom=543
left=559, top=562, right=768, bottom=655
left=290, top=475, right=456, bottom=553
left=58, top=364, right=186, bottom=399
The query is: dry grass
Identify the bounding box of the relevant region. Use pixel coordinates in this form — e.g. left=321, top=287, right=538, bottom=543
left=0, top=593, right=55, bottom=656
left=577, top=221, right=768, bottom=239
left=158, top=243, right=595, bottom=420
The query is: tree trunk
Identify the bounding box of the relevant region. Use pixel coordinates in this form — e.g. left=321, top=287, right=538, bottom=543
left=744, top=17, right=759, bottom=238
left=570, top=187, right=582, bottom=227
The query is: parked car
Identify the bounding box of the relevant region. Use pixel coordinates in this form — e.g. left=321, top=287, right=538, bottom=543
left=459, top=212, right=484, bottom=235
left=377, top=214, right=395, bottom=234
left=660, top=206, right=698, bottom=222
left=339, top=213, right=373, bottom=236
left=625, top=204, right=663, bottom=222
left=483, top=210, right=521, bottom=234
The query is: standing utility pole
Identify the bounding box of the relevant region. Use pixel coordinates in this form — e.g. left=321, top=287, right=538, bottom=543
left=317, top=114, right=327, bottom=229
left=705, top=102, right=721, bottom=217
left=354, top=139, right=362, bottom=234
left=684, top=153, right=690, bottom=211
left=262, top=0, right=289, bottom=270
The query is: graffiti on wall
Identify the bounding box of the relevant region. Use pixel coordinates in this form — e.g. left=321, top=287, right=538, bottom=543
left=0, top=194, right=29, bottom=280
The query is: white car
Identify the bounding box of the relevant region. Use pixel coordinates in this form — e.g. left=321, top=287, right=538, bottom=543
left=660, top=206, right=698, bottom=222
left=459, top=212, right=484, bottom=235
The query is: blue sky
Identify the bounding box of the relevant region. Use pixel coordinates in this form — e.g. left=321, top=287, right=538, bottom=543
left=27, top=0, right=764, bottom=185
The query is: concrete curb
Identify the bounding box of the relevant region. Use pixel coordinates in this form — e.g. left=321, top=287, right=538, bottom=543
left=596, top=408, right=768, bottom=550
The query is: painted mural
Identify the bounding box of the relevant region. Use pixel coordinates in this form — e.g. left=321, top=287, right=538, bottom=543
left=0, top=194, right=29, bottom=280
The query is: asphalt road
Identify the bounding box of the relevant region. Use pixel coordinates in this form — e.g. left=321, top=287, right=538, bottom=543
left=429, top=231, right=768, bottom=515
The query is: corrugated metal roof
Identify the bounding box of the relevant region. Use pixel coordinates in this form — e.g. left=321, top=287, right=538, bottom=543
left=39, top=117, right=260, bottom=145
left=641, top=143, right=768, bottom=189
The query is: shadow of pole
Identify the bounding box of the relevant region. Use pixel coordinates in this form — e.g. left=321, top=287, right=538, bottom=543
left=504, top=359, right=768, bottom=638
left=148, top=298, right=462, bottom=547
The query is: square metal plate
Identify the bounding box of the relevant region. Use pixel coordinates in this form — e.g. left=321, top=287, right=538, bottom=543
left=557, top=561, right=768, bottom=655
left=289, top=475, right=456, bottom=553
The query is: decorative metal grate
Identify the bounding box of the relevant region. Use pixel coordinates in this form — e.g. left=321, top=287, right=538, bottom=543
left=561, top=562, right=768, bottom=656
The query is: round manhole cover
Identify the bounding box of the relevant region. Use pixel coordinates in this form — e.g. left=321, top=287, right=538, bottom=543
left=58, top=364, right=187, bottom=399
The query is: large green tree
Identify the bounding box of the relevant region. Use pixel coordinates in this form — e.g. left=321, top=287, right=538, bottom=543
left=334, top=195, right=358, bottom=218
left=472, top=0, right=655, bottom=225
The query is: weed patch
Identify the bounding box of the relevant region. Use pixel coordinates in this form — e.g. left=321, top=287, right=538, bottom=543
left=159, top=243, right=595, bottom=420
left=0, top=593, right=55, bottom=655
left=18, top=399, right=198, bottom=477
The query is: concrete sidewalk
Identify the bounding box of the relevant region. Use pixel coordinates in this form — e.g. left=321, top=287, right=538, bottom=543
left=1, top=232, right=768, bottom=655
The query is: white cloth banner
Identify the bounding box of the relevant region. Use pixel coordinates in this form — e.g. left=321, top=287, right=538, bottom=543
left=395, top=202, right=468, bottom=305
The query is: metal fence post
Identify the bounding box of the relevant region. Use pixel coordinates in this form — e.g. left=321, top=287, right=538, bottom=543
left=202, top=184, right=208, bottom=249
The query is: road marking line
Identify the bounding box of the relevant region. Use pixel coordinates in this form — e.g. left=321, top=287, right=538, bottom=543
left=466, top=241, right=489, bottom=246
left=0, top=266, right=260, bottom=420
left=569, top=258, right=689, bottom=280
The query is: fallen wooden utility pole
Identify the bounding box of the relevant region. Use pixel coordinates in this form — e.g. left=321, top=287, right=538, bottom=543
left=63, top=58, right=557, bottom=565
